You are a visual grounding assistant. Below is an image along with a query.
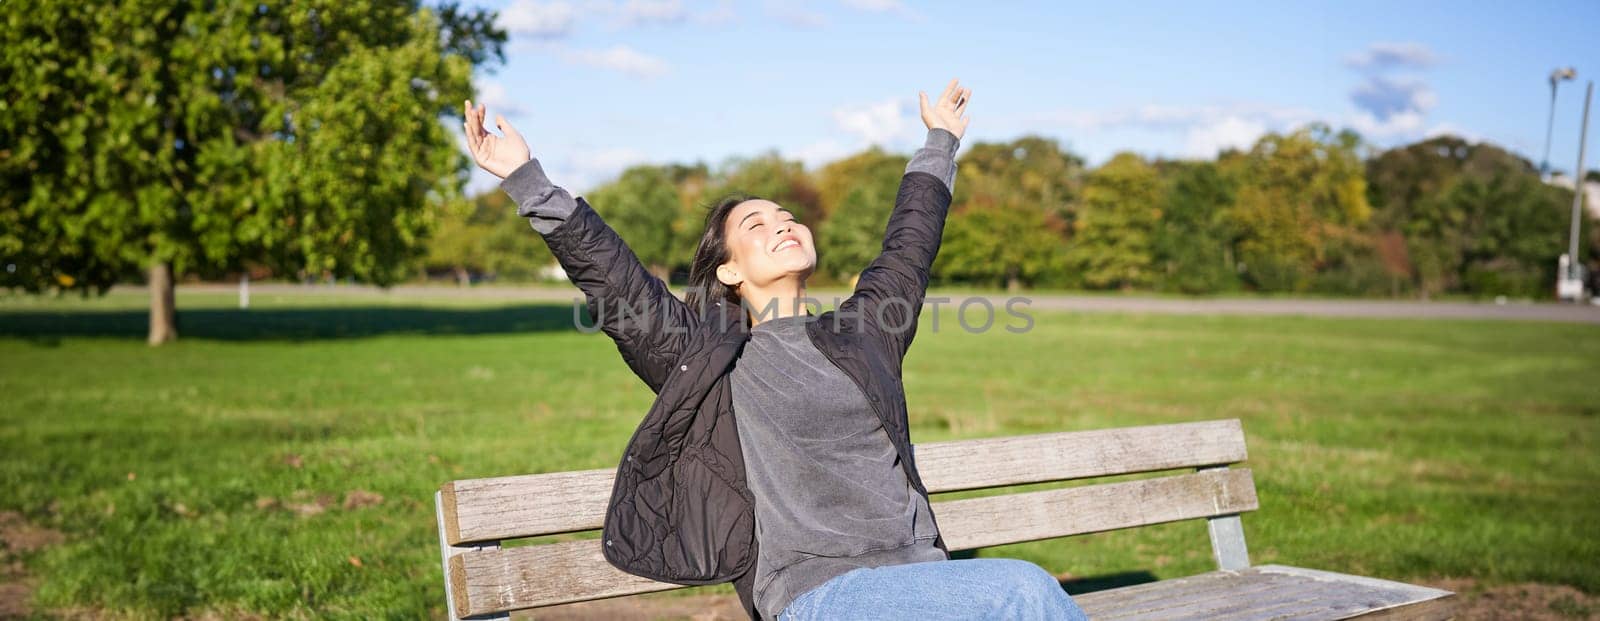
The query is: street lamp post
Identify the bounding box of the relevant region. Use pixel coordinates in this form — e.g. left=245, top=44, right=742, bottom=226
left=1543, top=67, right=1577, bottom=180
left=1558, top=81, right=1592, bottom=302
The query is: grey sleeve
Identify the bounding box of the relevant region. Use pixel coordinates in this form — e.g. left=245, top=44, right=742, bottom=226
left=499, top=157, right=578, bottom=235
left=905, top=127, right=960, bottom=194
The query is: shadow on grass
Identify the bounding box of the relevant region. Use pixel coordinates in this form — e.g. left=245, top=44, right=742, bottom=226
left=0, top=303, right=586, bottom=344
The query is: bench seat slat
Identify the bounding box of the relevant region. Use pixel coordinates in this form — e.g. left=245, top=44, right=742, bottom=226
left=1074, top=565, right=1457, bottom=621
left=441, top=419, right=1248, bottom=545
left=448, top=469, right=1258, bottom=617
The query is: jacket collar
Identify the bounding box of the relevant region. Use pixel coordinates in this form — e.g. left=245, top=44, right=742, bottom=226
left=702, top=298, right=839, bottom=342
left=702, top=299, right=751, bottom=343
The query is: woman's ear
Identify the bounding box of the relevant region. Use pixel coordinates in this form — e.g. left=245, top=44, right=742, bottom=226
left=716, top=263, right=743, bottom=288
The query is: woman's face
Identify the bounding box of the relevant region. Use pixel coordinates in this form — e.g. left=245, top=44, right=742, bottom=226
left=716, top=199, right=816, bottom=293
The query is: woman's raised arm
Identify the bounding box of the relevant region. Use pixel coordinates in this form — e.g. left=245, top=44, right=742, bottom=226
left=840, top=79, right=970, bottom=361
left=463, top=101, right=694, bottom=394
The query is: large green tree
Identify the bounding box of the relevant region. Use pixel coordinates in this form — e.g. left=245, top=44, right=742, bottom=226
left=933, top=136, right=1083, bottom=290
left=0, top=0, right=504, bottom=343
left=1151, top=160, right=1240, bottom=294
left=1067, top=152, right=1162, bottom=290
left=1365, top=135, right=1595, bottom=298
left=1220, top=124, right=1371, bottom=292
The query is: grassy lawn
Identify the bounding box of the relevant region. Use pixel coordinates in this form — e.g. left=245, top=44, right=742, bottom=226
left=1, top=288, right=1596, bottom=619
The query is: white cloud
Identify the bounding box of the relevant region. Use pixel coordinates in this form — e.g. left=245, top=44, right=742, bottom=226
left=1185, top=116, right=1269, bottom=158
left=1343, top=42, right=1440, bottom=141
left=1345, top=42, right=1438, bottom=70
left=1350, top=76, right=1435, bottom=121
left=500, top=0, right=731, bottom=40
left=692, top=0, right=737, bottom=26
left=616, top=0, right=689, bottom=24
left=1030, top=102, right=1316, bottom=134
left=764, top=0, right=827, bottom=28
left=839, top=0, right=922, bottom=20
left=1344, top=51, right=1438, bottom=141
left=782, top=95, right=940, bottom=170
left=1026, top=102, right=1317, bottom=158
left=1352, top=109, right=1427, bottom=139
left=552, top=146, right=652, bottom=194
left=557, top=44, right=670, bottom=78
left=790, top=138, right=855, bottom=171
left=832, top=97, right=920, bottom=147
left=500, top=0, right=576, bottom=38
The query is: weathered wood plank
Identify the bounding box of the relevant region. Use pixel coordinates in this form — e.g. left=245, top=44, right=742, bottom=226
left=1252, top=565, right=1457, bottom=602
left=1343, top=595, right=1458, bottom=621
left=449, top=469, right=1258, bottom=617
left=440, top=469, right=613, bottom=546
left=918, top=419, right=1248, bottom=492
left=447, top=539, right=680, bottom=617
left=936, top=468, right=1259, bottom=551
left=1080, top=571, right=1301, bottom=613
left=440, top=419, right=1249, bottom=544
left=1074, top=565, right=1457, bottom=621
left=436, top=490, right=508, bottom=621
left=435, top=491, right=464, bottom=621
left=1117, top=581, right=1401, bottom=620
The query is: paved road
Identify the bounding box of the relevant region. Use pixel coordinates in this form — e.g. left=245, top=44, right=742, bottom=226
left=157, top=283, right=1600, bottom=324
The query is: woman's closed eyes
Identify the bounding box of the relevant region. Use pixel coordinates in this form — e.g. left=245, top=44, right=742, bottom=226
left=749, top=218, right=798, bottom=231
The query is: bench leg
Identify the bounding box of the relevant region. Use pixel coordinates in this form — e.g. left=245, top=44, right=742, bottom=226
left=1198, top=465, right=1251, bottom=571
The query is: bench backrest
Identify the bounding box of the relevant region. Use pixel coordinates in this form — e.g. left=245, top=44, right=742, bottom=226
left=435, top=418, right=1257, bottom=620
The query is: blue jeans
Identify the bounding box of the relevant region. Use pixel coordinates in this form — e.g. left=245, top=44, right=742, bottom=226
left=776, top=558, right=1091, bottom=620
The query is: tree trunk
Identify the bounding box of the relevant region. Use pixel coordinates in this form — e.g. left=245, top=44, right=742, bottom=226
left=454, top=265, right=471, bottom=287
left=148, top=260, right=177, bottom=346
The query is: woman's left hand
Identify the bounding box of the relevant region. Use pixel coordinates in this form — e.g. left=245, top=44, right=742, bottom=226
left=919, top=78, right=971, bottom=141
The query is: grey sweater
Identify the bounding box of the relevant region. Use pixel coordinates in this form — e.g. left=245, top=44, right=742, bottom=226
left=500, top=128, right=961, bottom=620
left=730, top=313, right=948, bottom=619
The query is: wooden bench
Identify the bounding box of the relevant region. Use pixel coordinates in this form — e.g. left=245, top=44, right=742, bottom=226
left=435, top=418, right=1457, bottom=619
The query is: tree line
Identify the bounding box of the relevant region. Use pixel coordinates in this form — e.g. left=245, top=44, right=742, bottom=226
left=432, top=124, right=1598, bottom=300
left=4, top=1, right=1595, bottom=348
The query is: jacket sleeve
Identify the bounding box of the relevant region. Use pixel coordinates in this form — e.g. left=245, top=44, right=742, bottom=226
left=501, top=157, right=694, bottom=394
left=837, top=128, right=958, bottom=361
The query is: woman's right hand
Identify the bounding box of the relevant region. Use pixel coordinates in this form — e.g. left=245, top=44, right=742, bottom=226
left=918, top=78, right=971, bottom=141
left=463, top=99, right=530, bottom=179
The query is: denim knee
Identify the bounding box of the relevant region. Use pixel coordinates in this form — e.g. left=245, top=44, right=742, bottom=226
left=990, top=559, right=1084, bottom=619
left=993, top=558, right=1058, bottom=589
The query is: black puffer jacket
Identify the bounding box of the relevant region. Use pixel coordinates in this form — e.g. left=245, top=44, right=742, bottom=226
left=537, top=169, right=954, bottom=620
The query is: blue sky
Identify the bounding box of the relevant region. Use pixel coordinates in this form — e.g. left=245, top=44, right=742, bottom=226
left=456, top=0, right=1600, bottom=196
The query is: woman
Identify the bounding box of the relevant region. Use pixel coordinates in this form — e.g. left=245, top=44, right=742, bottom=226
left=463, top=78, right=1089, bottom=621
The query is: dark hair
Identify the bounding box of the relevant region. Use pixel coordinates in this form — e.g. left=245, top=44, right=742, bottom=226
left=685, top=192, right=762, bottom=316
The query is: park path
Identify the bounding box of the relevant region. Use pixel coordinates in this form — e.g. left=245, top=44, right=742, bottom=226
left=161, top=283, right=1600, bottom=325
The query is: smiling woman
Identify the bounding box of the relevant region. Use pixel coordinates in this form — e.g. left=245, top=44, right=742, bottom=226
left=683, top=195, right=816, bottom=320
left=461, top=78, right=1085, bottom=620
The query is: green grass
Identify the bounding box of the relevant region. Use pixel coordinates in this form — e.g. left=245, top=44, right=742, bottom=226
left=1, top=288, right=1596, bottom=619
